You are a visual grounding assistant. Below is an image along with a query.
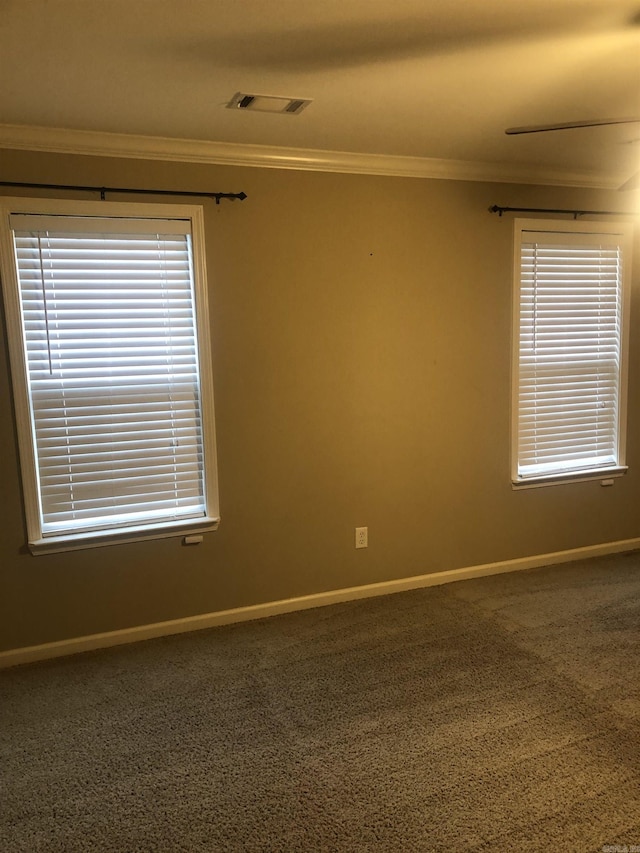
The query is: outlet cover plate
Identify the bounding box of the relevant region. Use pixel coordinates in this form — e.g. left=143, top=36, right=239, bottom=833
left=355, top=527, right=368, bottom=549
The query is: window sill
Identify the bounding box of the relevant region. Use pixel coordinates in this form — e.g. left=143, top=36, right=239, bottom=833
left=512, top=467, right=628, bottom=490
left=28, top=517, right=220, bottom=555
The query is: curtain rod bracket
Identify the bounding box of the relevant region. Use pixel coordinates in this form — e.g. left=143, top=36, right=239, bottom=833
left=212, top=191, right=247, bottom=205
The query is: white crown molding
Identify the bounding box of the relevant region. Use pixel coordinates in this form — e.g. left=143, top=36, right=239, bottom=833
left=0, top=123, right=621, bottom=189
left=1, top=535, right=639, bottom=668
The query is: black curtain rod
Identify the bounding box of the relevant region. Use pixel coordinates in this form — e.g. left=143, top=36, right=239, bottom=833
left=489, top=204, right=634, bottom=219
left=0, top=181, right=247, bottom=204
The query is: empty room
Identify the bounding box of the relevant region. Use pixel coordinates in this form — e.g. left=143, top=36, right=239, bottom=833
left=1, top=1, right=640, bottom=850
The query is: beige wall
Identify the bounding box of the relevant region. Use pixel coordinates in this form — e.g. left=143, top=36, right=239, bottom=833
left=1, top=148, right=639, bottom=652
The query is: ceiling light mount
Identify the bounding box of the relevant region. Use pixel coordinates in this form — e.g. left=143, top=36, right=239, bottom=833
left=227, top=92, right=312, bottom=115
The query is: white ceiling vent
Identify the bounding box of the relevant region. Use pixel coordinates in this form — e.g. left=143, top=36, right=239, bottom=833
left=227, top=92, right=312, bottom=115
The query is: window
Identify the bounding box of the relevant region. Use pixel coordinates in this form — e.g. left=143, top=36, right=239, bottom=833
left=512, top=218, right=632, bottom=486
left=0, top=198, right=219, bottom=553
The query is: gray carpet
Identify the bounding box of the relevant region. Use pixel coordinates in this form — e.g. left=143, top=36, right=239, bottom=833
left=2, top=552, right=640, bottom=852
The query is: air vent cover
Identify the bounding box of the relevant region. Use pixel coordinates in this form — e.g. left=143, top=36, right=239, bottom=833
left=227, top=92, right=312, bottom=115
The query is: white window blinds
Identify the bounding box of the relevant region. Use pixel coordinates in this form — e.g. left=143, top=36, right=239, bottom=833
left=514, top=223, right=630, bottom=483
left=10, top=212, right=212, bottom=537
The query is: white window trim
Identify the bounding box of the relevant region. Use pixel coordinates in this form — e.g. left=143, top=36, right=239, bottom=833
left=0, top=197, right=220, bottom=553
left=511, top=217, right=632, bottom=489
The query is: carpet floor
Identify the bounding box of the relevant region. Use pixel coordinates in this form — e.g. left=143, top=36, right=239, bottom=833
left=2, top=552, right=640, bottom=851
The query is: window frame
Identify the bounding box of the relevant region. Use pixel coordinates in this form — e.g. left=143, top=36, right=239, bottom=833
left=0, top=197, right=220, bottom=554
left=511, top=217, right=632, bottom=489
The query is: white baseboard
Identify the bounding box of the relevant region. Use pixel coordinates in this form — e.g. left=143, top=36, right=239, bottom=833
left=2, top=537, right=639, bottom=669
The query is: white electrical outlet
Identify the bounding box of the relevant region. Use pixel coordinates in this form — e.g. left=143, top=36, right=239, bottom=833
left=355, top=527, right=368, bottom=549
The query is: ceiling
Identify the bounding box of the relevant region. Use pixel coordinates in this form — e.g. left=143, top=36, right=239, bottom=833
left=1, top=0, right=639, bottom=187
